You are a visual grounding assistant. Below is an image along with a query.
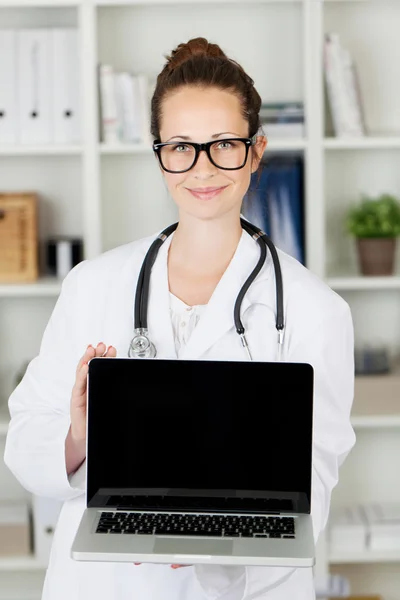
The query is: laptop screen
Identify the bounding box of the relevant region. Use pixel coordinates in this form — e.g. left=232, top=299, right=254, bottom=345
left=87, top=358, right=313, bottom=514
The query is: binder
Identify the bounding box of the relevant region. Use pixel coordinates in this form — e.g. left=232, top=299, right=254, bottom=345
left=17, top=29, right=53, bottom=144
left=98, top=63, right=119, bottom=144
left=0, top=30, right=18, bottom=144
left=52, top=28, right=80, bottom=144
left=115, top=72, right=142, bottom=143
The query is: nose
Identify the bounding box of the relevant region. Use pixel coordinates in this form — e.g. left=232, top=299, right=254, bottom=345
left=191, top=148, right=218, bottom=179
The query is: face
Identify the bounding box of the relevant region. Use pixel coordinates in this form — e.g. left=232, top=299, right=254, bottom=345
left=157, top=86, right=267, bottom=222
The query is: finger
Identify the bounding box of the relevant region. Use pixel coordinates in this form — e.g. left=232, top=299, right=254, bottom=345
left=76, top=345, right=95, bottom=375
left=95, top=342, right=107, bottom=357
left=105, top=345, right=117, bottom=357
left=72, top=361, right=89, bottom=397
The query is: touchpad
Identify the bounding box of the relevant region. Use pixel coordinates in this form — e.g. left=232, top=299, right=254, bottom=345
left=154, top=537, right=233, bottom=557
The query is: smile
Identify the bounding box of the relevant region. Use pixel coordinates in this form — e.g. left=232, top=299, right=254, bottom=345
left=187, top=186, right=228, bottom=200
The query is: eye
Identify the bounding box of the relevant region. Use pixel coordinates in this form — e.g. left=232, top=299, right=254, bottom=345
left=217, top=141, right=235, bottom=150
left=172, top=144, right=191, bottom=153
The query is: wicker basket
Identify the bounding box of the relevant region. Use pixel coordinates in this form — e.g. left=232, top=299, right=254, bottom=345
left=0, top=193, right=39, bottom=283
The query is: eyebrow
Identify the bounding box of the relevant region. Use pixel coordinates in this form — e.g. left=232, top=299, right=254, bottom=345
left=165, top=132, right=242, bottom=142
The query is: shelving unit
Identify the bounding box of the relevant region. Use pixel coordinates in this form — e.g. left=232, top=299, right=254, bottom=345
left=1, top=0, right=400, bottom=598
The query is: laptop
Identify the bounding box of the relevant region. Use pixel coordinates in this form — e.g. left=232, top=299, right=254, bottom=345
left=71, top=357, right=315, bottom=567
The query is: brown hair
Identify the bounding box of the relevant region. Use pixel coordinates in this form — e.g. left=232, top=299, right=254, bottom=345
left=151, top=37, right=262, bottom=141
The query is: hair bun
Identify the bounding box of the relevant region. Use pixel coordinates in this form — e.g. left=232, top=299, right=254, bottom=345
left=166, top=37, right=227, bottom=71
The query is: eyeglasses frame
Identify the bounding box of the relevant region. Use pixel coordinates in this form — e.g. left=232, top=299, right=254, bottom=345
left=152, top=136, right=257, bottom=174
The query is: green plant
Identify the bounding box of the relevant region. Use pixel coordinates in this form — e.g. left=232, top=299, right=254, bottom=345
left=345, top=193, right=400, bottom=238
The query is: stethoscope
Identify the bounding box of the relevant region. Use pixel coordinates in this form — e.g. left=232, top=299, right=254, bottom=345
left=128, top=217, right=284, bottom=361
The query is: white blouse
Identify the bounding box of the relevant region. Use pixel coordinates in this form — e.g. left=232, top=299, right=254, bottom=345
left=169, top=292, right=207, bottom=357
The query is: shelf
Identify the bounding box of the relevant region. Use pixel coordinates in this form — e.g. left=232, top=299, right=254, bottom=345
left=100, top=143, right=153, bottom=154
left=99, top=139, right=308, bottom=155
left=0, top=0, right=78, bottom=5
left=0, top=145, right=82, bottom=156
left=0, top=277, right=62, bottom=298
left=329, top=550, right=400, bottom=564
left=267, top=138, right=307, bottom=151
left=326, top=275, right=400, bottom=291
left=324, top=137, right=400, bottom=150
left=0, top=556, right=45, bottom=572
left=96, top=0, right=301, bottom=5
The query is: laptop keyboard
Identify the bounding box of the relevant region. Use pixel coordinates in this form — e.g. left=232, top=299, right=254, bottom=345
left=96, top=512, right=296, bottom=538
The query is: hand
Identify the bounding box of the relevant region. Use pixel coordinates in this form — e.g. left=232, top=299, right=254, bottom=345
left=70, top=342, right=117, bottom=443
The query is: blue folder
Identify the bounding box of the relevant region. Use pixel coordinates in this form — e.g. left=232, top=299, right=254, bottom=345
left=242, top=155, right=305, bottom=265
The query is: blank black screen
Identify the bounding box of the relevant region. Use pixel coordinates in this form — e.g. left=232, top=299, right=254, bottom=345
left=87, top=358, right=313, bottom=511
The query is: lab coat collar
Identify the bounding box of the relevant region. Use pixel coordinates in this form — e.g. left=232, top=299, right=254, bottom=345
left=175, top=228, right=273, bottom=360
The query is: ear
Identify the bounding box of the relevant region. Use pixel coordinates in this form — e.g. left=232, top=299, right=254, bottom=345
left=251, top=135, right=267, bottom=173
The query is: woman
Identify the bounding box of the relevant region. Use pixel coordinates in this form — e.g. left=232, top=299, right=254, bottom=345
left=4, top=38, right=355, bottom=600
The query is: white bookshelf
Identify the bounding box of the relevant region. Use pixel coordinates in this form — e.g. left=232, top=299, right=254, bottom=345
left=1, top=0, right=400, bottom=598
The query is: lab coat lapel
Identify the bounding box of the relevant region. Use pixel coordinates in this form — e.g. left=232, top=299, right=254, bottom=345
left=179, top=231, right=271, bottom=360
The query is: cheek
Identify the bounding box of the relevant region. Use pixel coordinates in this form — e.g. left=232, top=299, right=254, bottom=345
left=163, top=173, right=186, bottom=192
left=233, top=168, right=252, bottom=192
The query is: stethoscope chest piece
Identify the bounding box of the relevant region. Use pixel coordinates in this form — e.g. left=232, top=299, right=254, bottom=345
left=128, top=328, right=157, bottom=359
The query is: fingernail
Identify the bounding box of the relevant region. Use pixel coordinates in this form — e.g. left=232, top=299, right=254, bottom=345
left=87, top=344, right=92, bottom=349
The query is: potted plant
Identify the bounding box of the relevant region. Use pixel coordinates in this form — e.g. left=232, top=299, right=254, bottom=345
left=345, top=193, right=400, bottom=275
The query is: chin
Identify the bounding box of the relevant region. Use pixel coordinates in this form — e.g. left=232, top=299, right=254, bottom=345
left=180, top=202, right=239, bottom=223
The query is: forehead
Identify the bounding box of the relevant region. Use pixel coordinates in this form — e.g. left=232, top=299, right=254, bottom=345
left=159, top=86, right=248, bottom=141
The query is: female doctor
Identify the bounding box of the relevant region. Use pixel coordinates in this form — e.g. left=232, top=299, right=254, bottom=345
left=4, top=37, right=356, bottom=600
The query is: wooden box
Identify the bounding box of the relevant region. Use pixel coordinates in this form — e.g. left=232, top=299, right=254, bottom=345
left=0, top=193, right=39, bottom=283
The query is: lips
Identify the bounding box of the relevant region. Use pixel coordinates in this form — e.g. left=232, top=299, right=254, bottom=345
left=187, top=185, right=228, bottom=200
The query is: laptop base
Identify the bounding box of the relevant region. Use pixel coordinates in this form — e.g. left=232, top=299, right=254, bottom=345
left=71, top=509, right=315, bottom=568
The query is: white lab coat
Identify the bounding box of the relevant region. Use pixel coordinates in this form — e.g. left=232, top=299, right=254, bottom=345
left=4, top=228, right=356, bottom=600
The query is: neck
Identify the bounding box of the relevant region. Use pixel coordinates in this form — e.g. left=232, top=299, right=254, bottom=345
left=168, top=211, right=243, bottom=274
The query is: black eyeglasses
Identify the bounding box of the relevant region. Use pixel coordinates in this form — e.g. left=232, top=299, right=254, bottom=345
left=152, top=137, right=256, bottom=174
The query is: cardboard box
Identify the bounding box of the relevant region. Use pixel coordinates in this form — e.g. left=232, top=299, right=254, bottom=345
left=0, top=501, right=31, bottom=556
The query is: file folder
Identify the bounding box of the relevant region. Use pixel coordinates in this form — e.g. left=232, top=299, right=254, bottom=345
left=52, top=28, right=81, bottom=143
left=0, top=30, right=18, bottom=144
left=17, top=29, right=52, bottom=144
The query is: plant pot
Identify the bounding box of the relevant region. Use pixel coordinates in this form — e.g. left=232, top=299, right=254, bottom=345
left=356, top=237, right=397, bottom=275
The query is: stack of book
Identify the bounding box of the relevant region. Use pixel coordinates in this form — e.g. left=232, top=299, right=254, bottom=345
left=324, top=32, right=366, bottom=137
left=98, top=64, right=154, bottom=146
left=328, top=502, right=400, bottom=554
left=259, top=102, right=305, bottom=139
